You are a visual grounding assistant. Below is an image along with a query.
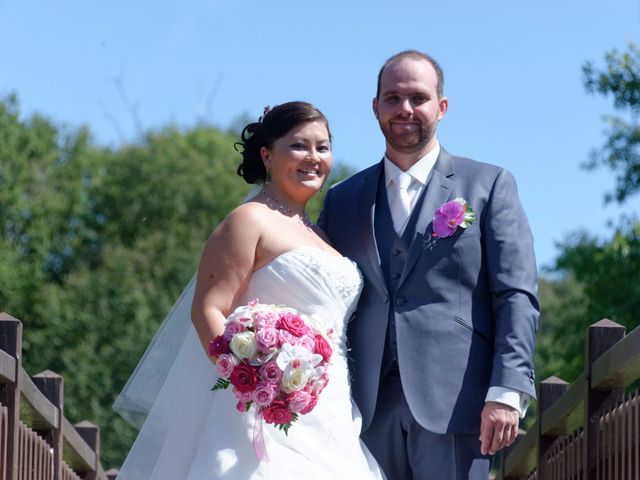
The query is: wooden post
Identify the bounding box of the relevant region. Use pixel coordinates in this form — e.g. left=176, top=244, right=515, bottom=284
left=583, top=319, right=625, bottom=480
left=33, top=370, right=64, bottom=480
left=0, top=313, right=23, bottom=480
left=537, top=376, right=569, bottom=480
left=75, top=420, right=99, bottom=480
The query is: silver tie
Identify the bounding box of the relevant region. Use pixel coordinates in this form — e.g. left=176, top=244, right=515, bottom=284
left=391, top=172, right=412, bottom=234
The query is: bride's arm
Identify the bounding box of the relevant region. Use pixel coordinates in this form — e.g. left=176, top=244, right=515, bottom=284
left=191, top=205, right=263, bottom=356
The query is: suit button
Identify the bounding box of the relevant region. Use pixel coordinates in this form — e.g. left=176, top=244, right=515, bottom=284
left=392, top=248, right=401, bottom=256
left=392, top=272, right=400, bottom=280
left=395, top=297, right=405, bottom=306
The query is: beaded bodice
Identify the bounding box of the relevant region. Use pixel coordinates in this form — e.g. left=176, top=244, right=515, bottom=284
left=238, top=246, right=363, bottom=353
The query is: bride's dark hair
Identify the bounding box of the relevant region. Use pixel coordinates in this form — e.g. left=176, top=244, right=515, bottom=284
left=236, top=101, right=331, bottom=184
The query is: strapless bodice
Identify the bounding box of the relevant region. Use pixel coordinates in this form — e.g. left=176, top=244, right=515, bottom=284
left=239, top=246, right=363, bottom=354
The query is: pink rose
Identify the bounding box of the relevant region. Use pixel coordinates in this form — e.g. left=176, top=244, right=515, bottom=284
left=262, top=400, right=293, bottom=425
left=215, top=353, right=238, bottom=378
left=314, top=335, right=332, bottom=362
left=234, top=388, right=253, bottom=403
left=256, top=327, right=278, bottom=352
left=287, top=390, right=313, bottom=413
left=230, top=361, right=258, bottom=393
left=223, top=321, right=246, bottom=342
left=299, top=394, right=318, bottom=415
left=312, top=374, right=329, bottom=395
left=277, top=329, right=298, bottom=347
left=252, top=382, right=278, bottom=406
left=208, top=335, right=230, bottom=358
left=255, top=312, right=278, bottom=329
left=236, top=401, right=248, bottom=412
left=299, top=334, right=316, bottom=351
left=279, top=312, right=309, bottom=336
left=259, top=360, right=283, bottom=384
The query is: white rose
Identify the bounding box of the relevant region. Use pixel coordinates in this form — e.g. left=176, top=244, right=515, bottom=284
left=281, top=367, right=309, bottom=393
left=229, top=331, right=258, bottom=360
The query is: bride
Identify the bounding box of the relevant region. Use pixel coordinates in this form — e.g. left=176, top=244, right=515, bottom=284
left=115, top=101, right=385, bottom=479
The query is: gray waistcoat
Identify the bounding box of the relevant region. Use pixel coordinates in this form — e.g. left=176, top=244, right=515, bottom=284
left=374, top=172, right=430, bottom=379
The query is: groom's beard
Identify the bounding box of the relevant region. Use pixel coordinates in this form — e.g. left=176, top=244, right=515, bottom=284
left=378, top=119, right=435, bottom=155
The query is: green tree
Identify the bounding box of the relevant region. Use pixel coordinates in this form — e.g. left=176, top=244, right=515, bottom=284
left=535, top=275, right=588, bottom=383
left=583, top=42, right=640, bottom=203
left=0, top=93, right=101, bottom=344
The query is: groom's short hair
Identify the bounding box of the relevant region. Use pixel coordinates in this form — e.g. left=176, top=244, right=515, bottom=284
left=376, top=50, right=445, bottom=100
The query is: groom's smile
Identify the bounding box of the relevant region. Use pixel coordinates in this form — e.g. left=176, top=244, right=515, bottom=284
left=390, top=121, right=420, bottom=133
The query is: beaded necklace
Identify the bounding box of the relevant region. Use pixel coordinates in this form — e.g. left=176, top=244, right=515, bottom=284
left=260, top=191, right=315, bottom=229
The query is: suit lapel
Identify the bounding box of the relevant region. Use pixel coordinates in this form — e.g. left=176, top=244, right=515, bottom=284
left=355, top=161, right=387, bottom=296
left=399, top=149, right=455, bottom=285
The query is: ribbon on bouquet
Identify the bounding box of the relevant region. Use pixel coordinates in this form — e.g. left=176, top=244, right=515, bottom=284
left=253, top=408, right=270, bottom=462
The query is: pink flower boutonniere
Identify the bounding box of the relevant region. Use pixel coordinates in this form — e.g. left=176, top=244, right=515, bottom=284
left=432, top=197, right=475, bottom=238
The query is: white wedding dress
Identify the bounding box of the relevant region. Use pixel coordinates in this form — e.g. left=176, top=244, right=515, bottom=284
left=116, top=246, right=385, bottom=479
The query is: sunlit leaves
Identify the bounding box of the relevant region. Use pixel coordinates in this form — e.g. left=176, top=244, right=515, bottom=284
left=583, top=42, right=640, bottom=203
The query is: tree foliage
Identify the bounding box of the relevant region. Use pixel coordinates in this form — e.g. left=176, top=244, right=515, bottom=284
left=583, top=42, right=640, bottom=203
left=0, top=95, right=353, bottom=466
left=535, top=275, right=588, bottom=385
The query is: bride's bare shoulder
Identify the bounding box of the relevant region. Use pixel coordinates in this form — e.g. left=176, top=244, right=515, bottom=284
left=222, top=201, right=270, bottom=229
left=199, top=202, right=269, bottom=266
left=204, top=202, right=273, bottom=247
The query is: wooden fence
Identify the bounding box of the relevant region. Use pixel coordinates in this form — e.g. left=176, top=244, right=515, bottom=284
left=0, top=312, right=118, bottom=480
left=498, top=319, right=640, bottom=480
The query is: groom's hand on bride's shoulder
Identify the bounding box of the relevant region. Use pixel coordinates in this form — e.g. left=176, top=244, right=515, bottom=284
left=479, top=401, right=519, bottom=456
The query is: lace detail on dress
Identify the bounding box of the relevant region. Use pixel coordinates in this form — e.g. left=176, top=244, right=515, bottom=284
left=291, top=247, right=363, bottom=304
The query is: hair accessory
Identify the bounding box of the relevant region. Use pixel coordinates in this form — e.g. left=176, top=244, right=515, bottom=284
left=260, top=105, right=271, bottom=122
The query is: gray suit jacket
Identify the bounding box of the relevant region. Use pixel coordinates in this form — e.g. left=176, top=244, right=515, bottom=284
left=318, top=148, right=539, bottom=434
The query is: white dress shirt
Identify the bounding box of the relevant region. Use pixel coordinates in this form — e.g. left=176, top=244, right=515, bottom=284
left=382, top=141, right=530, bottom=417
left=384, top=143, right=440, bottom=236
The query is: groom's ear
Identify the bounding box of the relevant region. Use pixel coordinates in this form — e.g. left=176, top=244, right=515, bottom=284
left=438, top=96, right=449, bottom=120
left=372, top=97, right=379, bottom=119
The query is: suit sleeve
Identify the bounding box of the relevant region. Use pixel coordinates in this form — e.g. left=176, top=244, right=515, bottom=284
left=483, top=169, right=539, bottom=399
left=317, top=187, right=332, bottom=235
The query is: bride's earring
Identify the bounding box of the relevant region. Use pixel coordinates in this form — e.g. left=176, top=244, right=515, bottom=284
left=261, top=149, right=272, bottom=185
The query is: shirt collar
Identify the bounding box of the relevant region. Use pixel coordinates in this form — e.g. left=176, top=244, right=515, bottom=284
left=384, top=141, right=441, bottom=188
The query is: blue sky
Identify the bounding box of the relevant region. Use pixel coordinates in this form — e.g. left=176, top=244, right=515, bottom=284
left=2, top=0, right=639, bottom=269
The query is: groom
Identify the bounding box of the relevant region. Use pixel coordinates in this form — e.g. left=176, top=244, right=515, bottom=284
left=318, top=50, right=538, bottom=479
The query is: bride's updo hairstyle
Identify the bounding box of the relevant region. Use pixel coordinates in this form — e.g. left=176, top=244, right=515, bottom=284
left=236, top=101, right=331, bottom=184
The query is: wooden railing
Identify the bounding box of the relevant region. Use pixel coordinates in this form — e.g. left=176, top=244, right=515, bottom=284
left=0, top=312, right=117, bottom=480
left=498, top=319, right=640, bottom=480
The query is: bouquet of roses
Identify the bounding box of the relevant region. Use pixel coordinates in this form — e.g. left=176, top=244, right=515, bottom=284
left=208, top=299, right=333, bottom=436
